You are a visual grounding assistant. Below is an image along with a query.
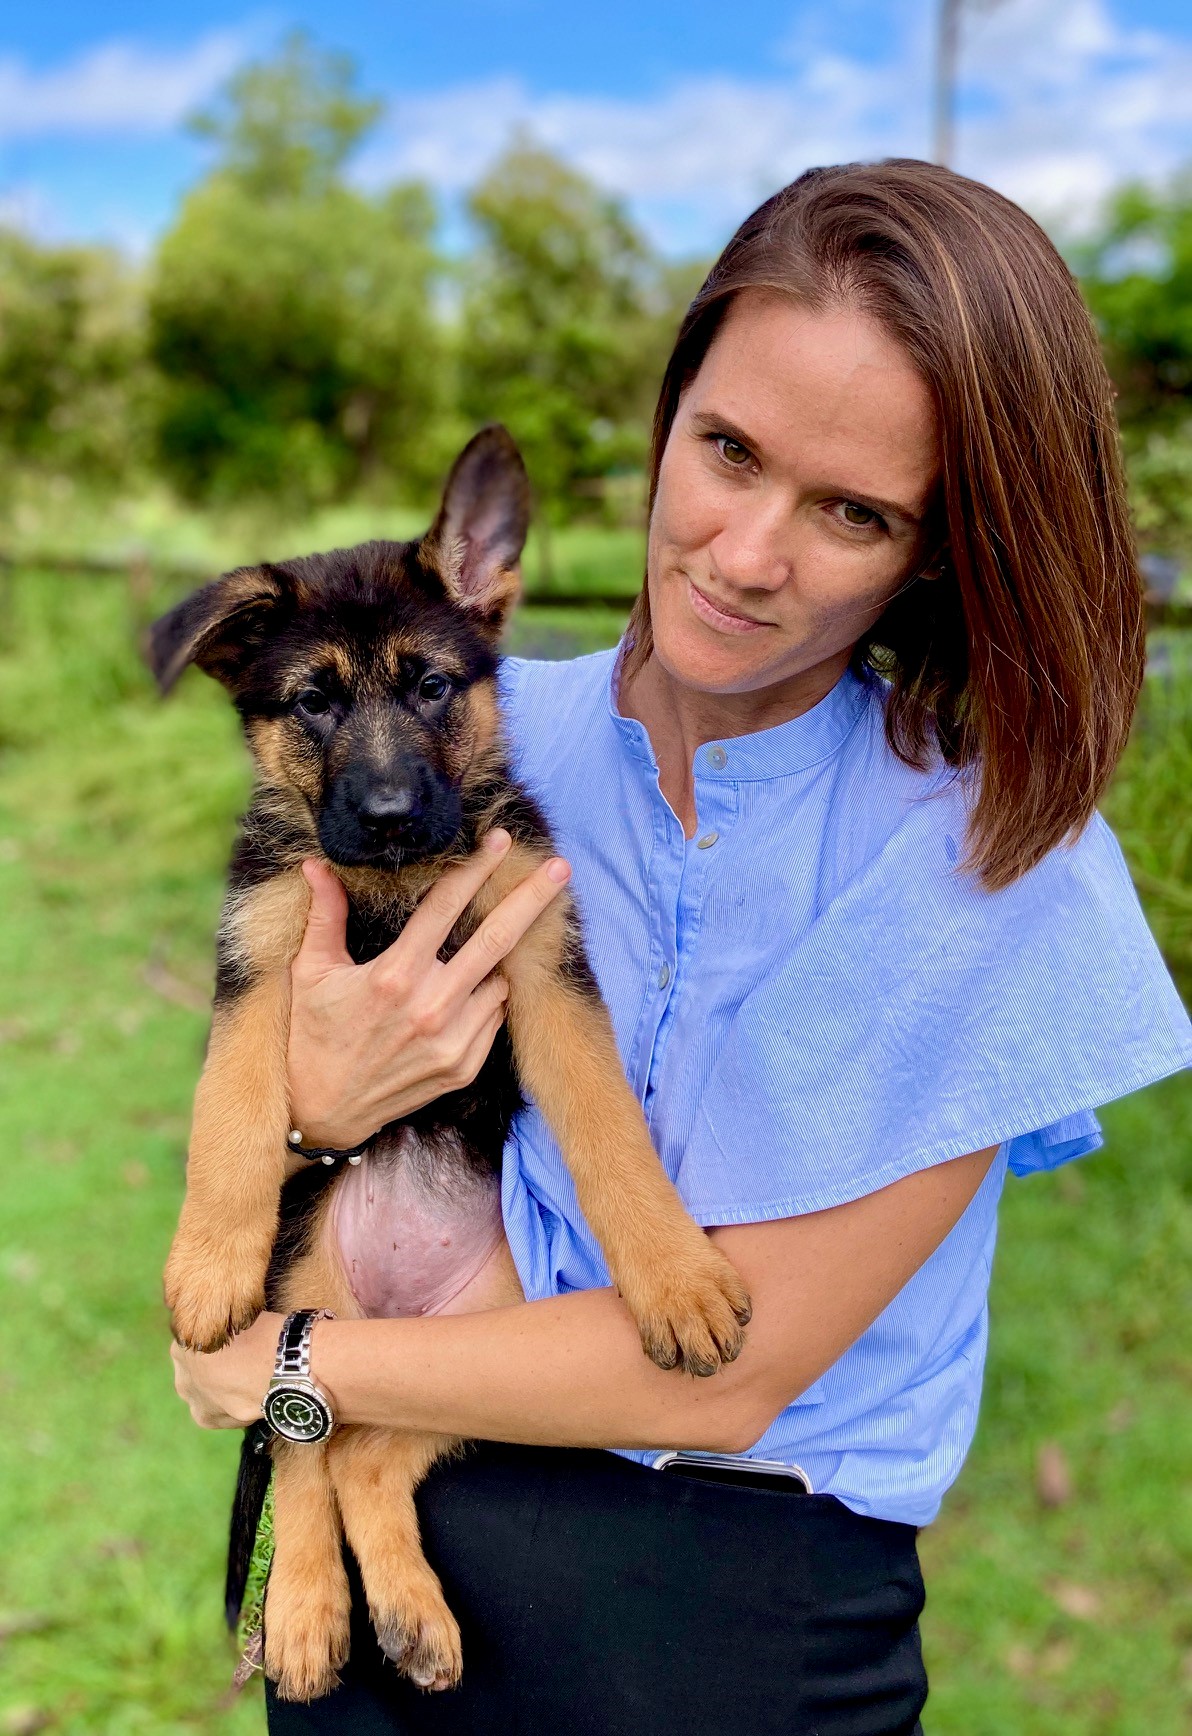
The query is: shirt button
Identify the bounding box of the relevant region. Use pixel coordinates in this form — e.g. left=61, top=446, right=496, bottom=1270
left=657, top=962, right=671, bottom=990
left=705, top=745, right=728, bottom=770
left=696, top=831, right=719, bottom=849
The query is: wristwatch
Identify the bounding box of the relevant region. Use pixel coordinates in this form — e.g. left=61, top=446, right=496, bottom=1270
left=262, top=1309, right=337, bottom=1443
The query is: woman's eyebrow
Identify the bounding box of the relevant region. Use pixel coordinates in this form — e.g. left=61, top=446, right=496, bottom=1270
left=689, top=407, right=925, bottom=526
left=689, top=408, right=757, bottom=450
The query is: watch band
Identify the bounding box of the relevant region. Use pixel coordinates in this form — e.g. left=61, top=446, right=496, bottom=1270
left=273, top=1308, right=333, bottom=1379
left=262, top=1309, right=337, bottom=1444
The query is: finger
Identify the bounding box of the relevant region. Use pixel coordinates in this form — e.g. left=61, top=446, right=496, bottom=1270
left=468, top=970, right=510, bottom=1022
left=384, top=829, right=513, bottom=966
left=450, top=972, right=510, bottom=1054
left=442, top=857, right=571, bottom=994
left=294, top=860, right=352, bottom=975
left=451, top=1003, right=508, bottom=1091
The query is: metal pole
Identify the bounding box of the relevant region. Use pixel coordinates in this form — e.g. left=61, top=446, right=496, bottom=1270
left=933, top=0, right=961, bottom=166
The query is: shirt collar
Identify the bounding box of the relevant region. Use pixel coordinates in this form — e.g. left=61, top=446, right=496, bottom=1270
left=606, top=636, right=872, bottom=782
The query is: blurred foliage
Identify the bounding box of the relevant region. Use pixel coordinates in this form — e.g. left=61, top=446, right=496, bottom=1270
left=0, top=232, right=146, bottom=494
left=148, top=36, right=446, bottom=510
left=1080, top=174, right=1192, bottom=559
left=0, top=33, right=1189, bottom=558
left=0, top=36, right=704, bottom=529
left=458, top=139, right=698, bottom=536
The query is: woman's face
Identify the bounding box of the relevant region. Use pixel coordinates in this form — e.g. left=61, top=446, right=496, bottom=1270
left=646, top=290, right=940, bottom=698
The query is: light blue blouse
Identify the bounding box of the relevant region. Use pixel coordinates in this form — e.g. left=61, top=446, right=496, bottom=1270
left=496, top=644, right=1192, bottom=1526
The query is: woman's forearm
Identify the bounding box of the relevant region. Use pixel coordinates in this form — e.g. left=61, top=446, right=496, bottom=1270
left=171, top=1149, right=998, bottom=1448
left=316, top=1285, right=773, bottom=1454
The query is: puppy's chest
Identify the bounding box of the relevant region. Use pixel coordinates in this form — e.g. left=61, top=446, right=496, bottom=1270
left=344, top=896, right=469, bottom=966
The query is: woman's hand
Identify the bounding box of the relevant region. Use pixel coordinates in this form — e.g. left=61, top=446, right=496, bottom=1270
left=286, top=830, right=572, bottom=1153
left=171, top=1311, right=284, bottom=1429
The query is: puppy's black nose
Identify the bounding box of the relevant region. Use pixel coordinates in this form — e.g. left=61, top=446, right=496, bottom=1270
left=359, top=782, right=420, bottom=828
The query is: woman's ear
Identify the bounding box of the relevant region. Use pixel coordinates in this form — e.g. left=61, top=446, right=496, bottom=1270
left=424, top=425, right=531, bottom=627
left=146, top=565, right=285, bottom=695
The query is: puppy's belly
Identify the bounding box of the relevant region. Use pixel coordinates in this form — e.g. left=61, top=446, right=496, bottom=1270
left=329, top=1128, right=505, bottom=1319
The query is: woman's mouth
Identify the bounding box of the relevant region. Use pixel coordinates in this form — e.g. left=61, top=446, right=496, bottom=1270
left=686, top=578, right=769, bottom=635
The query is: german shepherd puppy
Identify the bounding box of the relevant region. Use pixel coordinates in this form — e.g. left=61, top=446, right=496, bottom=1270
left=149, top=427, right=752, bottom=1701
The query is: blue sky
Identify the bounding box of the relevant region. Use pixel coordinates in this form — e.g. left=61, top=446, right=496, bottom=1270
left=3, top=0, right=1191, bottom=255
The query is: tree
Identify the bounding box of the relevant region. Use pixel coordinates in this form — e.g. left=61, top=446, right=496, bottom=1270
left=1079, top=173, right=1192, bottom=556
left=457, top=139, right=687, bottom=536
left=1080, top=175, right=1192, bottom=431
left=0, top=232, right=144, bottom=491
left=148, top=36, right=445, bottom=510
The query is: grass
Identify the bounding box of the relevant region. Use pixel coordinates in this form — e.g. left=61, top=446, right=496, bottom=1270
left=0, top=560, right=1189, bottom=1733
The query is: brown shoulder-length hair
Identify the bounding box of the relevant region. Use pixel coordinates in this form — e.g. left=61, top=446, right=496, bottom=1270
left=624, top=159, right=1144, bottom=892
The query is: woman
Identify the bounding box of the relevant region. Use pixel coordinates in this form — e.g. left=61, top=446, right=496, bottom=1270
left=173, top=160, right=1191, bottom=1734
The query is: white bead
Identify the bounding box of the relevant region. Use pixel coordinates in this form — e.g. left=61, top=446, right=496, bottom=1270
left=321, top=1153, right=335, bottom=1166
left=288, top=1129, right=303, bottom=1145
left=348, top=1152, right=363, bottom=1165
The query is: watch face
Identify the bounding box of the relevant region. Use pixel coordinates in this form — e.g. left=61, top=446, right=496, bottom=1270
left=264, top=1383, right=333, bottom=1443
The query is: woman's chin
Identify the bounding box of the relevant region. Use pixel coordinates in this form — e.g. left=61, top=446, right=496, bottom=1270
left=650, top=607, right=783, bottom=696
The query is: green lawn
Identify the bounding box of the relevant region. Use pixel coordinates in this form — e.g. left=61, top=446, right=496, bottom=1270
left=0, top=562, right=1189, bottom=1734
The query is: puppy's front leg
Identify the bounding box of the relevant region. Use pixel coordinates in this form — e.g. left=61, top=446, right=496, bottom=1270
left=495, top=880, right=752, bottom=1377
left=165, top=869, right=310, bottom=1350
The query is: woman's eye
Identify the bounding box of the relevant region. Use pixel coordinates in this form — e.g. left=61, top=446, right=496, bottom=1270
left=715, top=436, right=752, bottom=467
left=840, top=501, right=879, bottom=528
left=418, top=673, right=450, bottom=702
left=295, top=689, right=331, bottom=716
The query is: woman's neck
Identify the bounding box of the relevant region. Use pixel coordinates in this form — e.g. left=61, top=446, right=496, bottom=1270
left=617, top=646, right=852, bottom=837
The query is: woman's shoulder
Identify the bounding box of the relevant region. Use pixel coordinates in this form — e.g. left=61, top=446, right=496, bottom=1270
left=826, top=673, right=1138, bottom=926
left=498, top=646, right=617, bottom=711
left=497, top=648, right=618, bottom=773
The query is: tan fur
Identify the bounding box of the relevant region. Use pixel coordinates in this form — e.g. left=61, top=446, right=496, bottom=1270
left=164, top=870, right=310, bottom=1350
left=246, top=718, right=297, bottom=793
left=266, top=1443, right=352, bottom=1701
left=220, top=868, right=311, bottom=984
left=377, top=633, right=467, bottom=683
left=263, top=1201, right=520, bottom=1699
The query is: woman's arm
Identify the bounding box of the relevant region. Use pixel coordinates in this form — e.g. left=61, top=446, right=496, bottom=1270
left=173, top=1143, right=998, bottom=1451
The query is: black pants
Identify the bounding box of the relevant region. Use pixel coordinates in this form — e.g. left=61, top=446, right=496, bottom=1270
left=265, top=1441, right=927, bottom=1736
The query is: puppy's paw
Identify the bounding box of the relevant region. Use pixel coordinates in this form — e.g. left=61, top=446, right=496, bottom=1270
left=621, top=1234, right=752, bottom=1378
left=264, top=1552, right=352, bottom=1702
left=164, top=1231, right=266, bottom=1351
left=373, top=1573, right=463, bottom=1693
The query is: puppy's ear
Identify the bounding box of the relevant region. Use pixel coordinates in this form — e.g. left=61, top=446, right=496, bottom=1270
left=424, top=425, right=530, bottom=628
left=146, top=566, right=286, bottom=695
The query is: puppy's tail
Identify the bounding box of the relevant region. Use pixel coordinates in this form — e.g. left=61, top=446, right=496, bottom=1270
left=225, top=1421, right=275, bottom=1632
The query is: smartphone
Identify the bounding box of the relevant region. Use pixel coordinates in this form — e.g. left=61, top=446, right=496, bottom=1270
left=652, top=1451, right=812, bottom=1494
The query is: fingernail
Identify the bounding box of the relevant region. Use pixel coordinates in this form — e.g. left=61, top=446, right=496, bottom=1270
left=546, top=858, right=571, bottom=884
left=486, top=828, right=512, bottom=853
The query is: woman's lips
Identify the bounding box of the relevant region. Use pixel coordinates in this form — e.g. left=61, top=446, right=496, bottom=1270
left=686, top=577, right=769, bottom=635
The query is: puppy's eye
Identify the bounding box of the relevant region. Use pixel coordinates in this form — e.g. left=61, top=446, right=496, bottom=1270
left=418, top=673, right=450, bottom=702
left=295, top=689, right=331, bottom=717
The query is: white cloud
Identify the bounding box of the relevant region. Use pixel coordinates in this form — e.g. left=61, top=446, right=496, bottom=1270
left=1, top=3, right=1188, bottom=252
left=953, top=0, right=1192, bottom=231
left=0, top=31, right=248, bottom=139
left=359, top=0, right=1192, bottom=252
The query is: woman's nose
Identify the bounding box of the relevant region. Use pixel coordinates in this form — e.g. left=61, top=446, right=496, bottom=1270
left=708, top=502, right=792, bottom=594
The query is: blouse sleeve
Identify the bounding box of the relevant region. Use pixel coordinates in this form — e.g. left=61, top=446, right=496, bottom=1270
left=675, top=800, right=1192, bottom=1225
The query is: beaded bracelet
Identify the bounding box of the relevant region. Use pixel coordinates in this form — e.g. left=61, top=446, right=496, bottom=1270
left=286, top=1128, right=367, bottom=1167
